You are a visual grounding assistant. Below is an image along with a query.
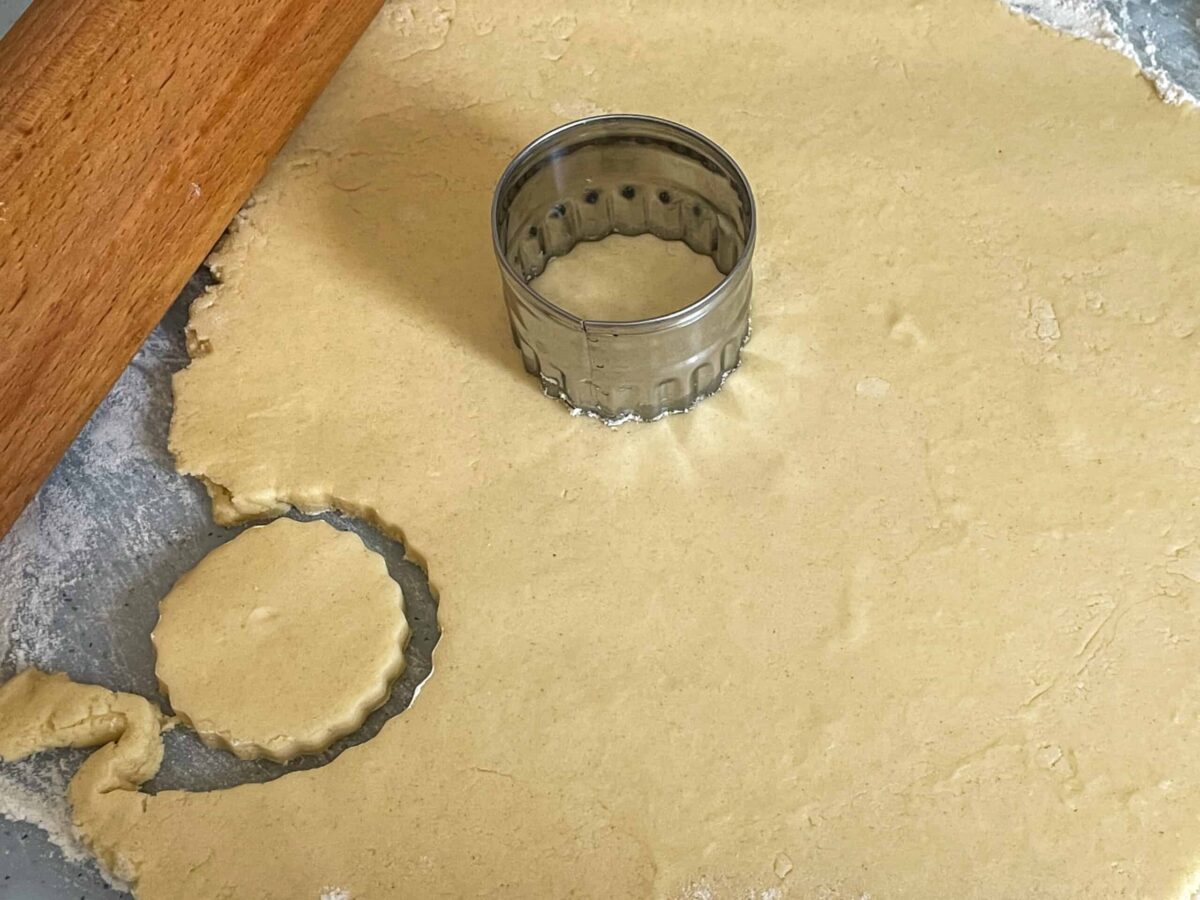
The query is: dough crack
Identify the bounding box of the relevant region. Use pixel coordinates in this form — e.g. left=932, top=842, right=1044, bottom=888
left=470, top=765, right=517, bottom=781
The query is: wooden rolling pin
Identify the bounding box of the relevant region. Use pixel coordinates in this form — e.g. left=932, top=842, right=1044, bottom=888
left=0, top=0, right=384, bottom=539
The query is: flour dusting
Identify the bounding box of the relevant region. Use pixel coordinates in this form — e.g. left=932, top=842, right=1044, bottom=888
left=1008, top=0, right=1200, bottom=106
left=0, top=755, right=87, bottom=863
left=0, top=281, right=219, bottom=893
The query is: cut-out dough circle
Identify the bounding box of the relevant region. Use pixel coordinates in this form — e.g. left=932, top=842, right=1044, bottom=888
left=152, top=517, right=409, bottom=762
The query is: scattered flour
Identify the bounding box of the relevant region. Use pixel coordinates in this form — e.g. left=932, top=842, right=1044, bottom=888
left=0, top=281, right=215, bottom=892
left=1030, top=298, right=1063, bottom=344
left=856, top=376, right=892, bottom=399
left=1008, top=0, right=1200, bottom=107
left=0, top=756, right=87, bottom=863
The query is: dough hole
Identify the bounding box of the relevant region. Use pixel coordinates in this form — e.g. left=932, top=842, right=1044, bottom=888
left=153, top=517, right=408, bottom=763
left=144, top=508, right=439, bottom=792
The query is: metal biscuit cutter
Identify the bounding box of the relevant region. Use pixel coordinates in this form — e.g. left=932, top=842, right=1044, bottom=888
left=492, top=114, right=757, bottom=423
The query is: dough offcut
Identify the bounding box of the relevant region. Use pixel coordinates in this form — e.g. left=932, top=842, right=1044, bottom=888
left=7, top=0, right=1200, bottom=896
left=152, top=517, right=408, bottom=762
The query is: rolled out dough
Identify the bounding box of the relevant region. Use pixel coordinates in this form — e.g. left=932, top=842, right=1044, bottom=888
left=0, top=670, right=167, bottom=884
left=531, top=234, right=724, bottom=320
left=6, top=0, right=1200, bottom=897
left=152, top=518, right=408, bottom=762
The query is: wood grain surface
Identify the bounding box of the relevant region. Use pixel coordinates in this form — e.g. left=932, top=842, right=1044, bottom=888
left=0, top=0, right=384, bottom=539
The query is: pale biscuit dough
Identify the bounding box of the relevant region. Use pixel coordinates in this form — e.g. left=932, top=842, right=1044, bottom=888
left=6, top=0, right=1200, bottom=897
left=0, top=670, right=167, bottom=884
left=531, top=233, right=723, bottom=320
left=152, top=517, right=408, bottom=762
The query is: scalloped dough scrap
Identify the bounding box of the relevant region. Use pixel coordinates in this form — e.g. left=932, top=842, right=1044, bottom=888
left=7, top=0, right=1200, bottom=897
left=151, top=517, right=408, bottom=762
left=0, top=670, right=167, bottom=884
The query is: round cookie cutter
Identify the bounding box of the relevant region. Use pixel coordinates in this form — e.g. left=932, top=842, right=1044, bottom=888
left=491, top=114, right=757, bottom=423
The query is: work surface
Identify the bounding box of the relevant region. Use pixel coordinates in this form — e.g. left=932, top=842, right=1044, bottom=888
left=3, top=1, right=1200, bottom=896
